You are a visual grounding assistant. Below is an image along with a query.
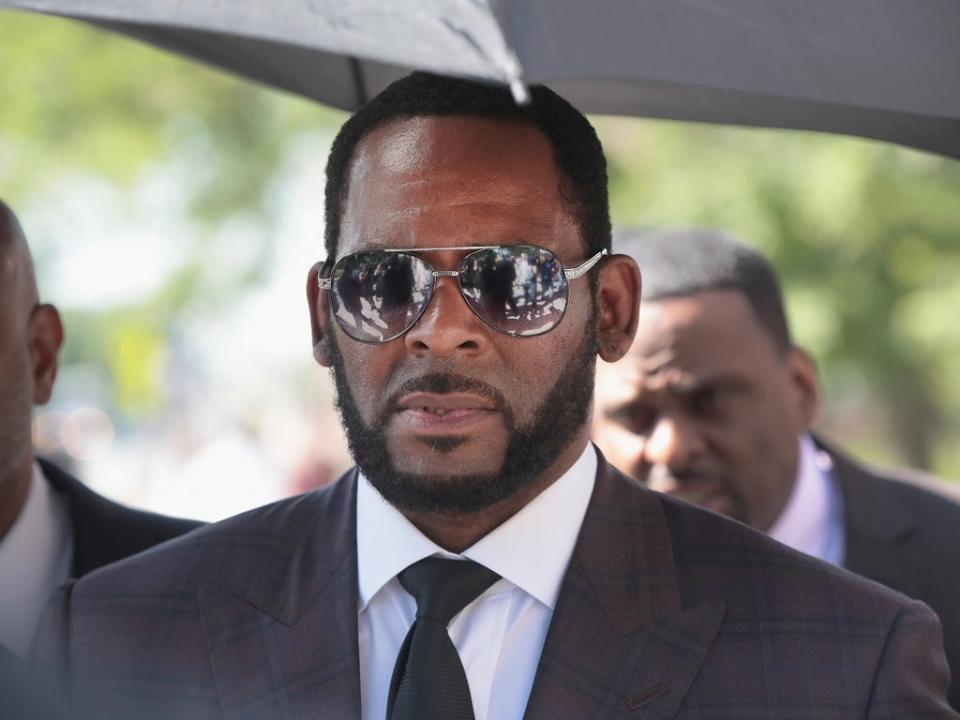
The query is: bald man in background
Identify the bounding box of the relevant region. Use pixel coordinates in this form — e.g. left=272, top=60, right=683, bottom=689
left=0, top=199, right=201, bottom=658
left=593, top=227, right=960, bottom=710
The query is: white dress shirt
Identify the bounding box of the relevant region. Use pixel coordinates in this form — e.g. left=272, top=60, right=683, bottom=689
left=768, top=434, right=845, bottom=566
left=0, top=461, right=73, bottom=656
left=356, top=443, right=598, bottom=720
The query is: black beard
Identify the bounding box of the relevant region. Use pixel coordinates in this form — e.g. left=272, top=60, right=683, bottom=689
left=325, top=318, right=597, bottom=515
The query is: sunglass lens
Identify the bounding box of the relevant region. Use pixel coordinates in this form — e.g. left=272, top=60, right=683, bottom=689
left=459, top=246, right=568, bottom=336
left=331, top=251, right=433, bottom=342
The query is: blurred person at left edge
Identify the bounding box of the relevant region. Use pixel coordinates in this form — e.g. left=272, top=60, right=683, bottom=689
left=0, top=198, right=203, bottom=658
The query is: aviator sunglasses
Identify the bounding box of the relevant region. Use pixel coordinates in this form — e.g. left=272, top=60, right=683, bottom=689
left=318, top=244, right=607, bottom=343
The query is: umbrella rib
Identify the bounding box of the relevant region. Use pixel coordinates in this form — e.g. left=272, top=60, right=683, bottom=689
left=349, top=56, right=368, bottom=108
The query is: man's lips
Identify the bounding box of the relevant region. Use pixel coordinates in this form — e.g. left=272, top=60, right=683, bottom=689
left=395, top=392, right=497, bottom=413
left=393, top=392, right=498, bottom=430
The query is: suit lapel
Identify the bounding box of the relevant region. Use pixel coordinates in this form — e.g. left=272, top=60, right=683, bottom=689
left=198, top=457, right=725, bottom=719
left=822, top=439, right=921, bottom=596
left=524, top=455, right=725, bottom=720
left=199, top=472, right=362, bottom=719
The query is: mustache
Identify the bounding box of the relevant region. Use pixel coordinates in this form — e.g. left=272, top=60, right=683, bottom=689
left=384, top=372, right=509, bottom=415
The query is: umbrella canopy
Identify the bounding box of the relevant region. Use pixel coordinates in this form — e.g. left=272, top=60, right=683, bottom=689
left=3, top=0, right=959, bottom=157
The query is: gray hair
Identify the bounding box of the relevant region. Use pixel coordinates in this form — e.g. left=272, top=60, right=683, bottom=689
left=615, top=227, right=792, bottom=354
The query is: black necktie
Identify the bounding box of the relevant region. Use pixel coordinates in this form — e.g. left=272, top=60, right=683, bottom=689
left=387, top=557, right=500, bottom=720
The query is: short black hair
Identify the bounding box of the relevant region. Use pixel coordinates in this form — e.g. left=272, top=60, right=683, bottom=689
left=324, top=72, right=610, bottom=259
left=615, top=227, right=792, bottom=354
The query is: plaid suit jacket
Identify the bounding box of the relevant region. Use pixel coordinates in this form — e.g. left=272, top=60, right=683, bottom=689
left=36, top=454, right=956, bottom=719
left=816, top=437, right=960, bottom=711
left=38, top=458, right=203, bottom=578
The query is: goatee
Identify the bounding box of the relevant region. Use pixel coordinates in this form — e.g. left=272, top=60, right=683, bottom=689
left=326, top=317, right=597, bottom=515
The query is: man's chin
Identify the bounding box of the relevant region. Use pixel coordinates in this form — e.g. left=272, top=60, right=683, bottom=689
left=696, top=493, right=739, bottom=518
left=663, top=490, right=743, bottom=522
left=645, top=476, right=742, bottom=521
left=390, top=435, right=508, bottom=478
left=363, top=467, right=521, bottom=516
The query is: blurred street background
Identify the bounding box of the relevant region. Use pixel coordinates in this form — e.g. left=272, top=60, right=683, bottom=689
left=3, top=10, right=959, bottom=521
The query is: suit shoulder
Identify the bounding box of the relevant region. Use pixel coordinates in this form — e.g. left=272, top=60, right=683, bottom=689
left=819, top=436, right=960, bottom=506
left=80, top=494, right=203, bottom=540
left=864, top=468, right=960, bottom=521
left=39, top=457, right=204, bottom=572
left=839, top=455, right=960, bottom=550
left=658, top=492, right=918, bottom=616
left=72, top=477, right=353, bottom=599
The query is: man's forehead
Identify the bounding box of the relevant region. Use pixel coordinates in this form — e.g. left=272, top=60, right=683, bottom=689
left=0, top=203, right=39, bottom=308
left=637, top=291, right=764, bottom=348
left=627, top=290, right=775, bottom=377
left=344, top=116, right=561, bottom=208
left=353, top=115, right=553, bottom=167
left=0, top=211, right=24, bottom=271
left=0, top=205, right=23, bottom=253
left=338, top=115, right=581, bottom=257
left=0, top=242, right=36, bottom=316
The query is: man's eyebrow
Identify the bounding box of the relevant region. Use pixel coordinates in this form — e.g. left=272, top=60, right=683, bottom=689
left=675, top=374, right=749, bottom=396
left=642, top=371, right=746, bottom=396
left=603, top=397, right=640, bottom=416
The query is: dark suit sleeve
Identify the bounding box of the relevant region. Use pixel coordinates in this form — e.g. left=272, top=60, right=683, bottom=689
left=867, top=599, right=958, bottom=719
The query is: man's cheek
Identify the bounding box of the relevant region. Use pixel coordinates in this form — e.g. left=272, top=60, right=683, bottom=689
left=348, top=344, right=393, bottom=395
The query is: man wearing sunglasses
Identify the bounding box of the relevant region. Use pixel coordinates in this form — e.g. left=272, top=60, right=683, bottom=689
left=39, top=74, right=955, bottom=719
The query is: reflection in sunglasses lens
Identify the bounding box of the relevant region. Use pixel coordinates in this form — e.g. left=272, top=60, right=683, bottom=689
left=332, top=252, right=433, bottom=342
left=460, top=246, right=568, bottom=336
left=331, top=246, right=570, bottom=342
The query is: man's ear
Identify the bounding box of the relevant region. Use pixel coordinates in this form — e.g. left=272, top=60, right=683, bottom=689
left=28, top=304, right=64, bottom=405
left=786, top=345, right=820, bottom=430
left=595, top=253, right=642, bottom=362
left=307, top=261, right=334, bottom=367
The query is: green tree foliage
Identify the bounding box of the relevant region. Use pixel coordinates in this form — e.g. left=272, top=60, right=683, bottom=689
left=0, top=9, right=341, bottom=418
left=0, top=10, right=340, bottom=216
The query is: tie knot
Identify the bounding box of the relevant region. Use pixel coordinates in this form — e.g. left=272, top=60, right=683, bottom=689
left=398, top=557, right=500, bottom=624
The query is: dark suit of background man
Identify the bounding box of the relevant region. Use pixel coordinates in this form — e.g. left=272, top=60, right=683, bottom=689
left=37, top=74, right=957, bottom=719
left=0, top=199, right=201, bottom=659
left=594, top=227, right=960, bottom=711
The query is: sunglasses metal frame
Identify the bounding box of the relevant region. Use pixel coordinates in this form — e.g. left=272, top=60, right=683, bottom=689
left=316, top=244, right=608, bottom=341
left=317, top=245, right=607, bottom=290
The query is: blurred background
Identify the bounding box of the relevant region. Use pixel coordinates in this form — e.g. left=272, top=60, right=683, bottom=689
left=2, top=10, right=959, bottom=521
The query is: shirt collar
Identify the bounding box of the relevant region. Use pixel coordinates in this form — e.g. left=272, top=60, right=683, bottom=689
left=0, top=462, right=72, bottom=656
left=767, top=434, right=838, bottom=559
left=356, top=442, right=597, bottom=612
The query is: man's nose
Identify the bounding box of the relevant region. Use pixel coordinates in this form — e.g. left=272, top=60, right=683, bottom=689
left=403, top=277, right=490, bottom=358
left=642, top=415, right=705, bottom=471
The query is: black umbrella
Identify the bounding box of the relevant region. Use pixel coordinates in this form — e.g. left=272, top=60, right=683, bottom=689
left=3, top=0, right=959, bottom=157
